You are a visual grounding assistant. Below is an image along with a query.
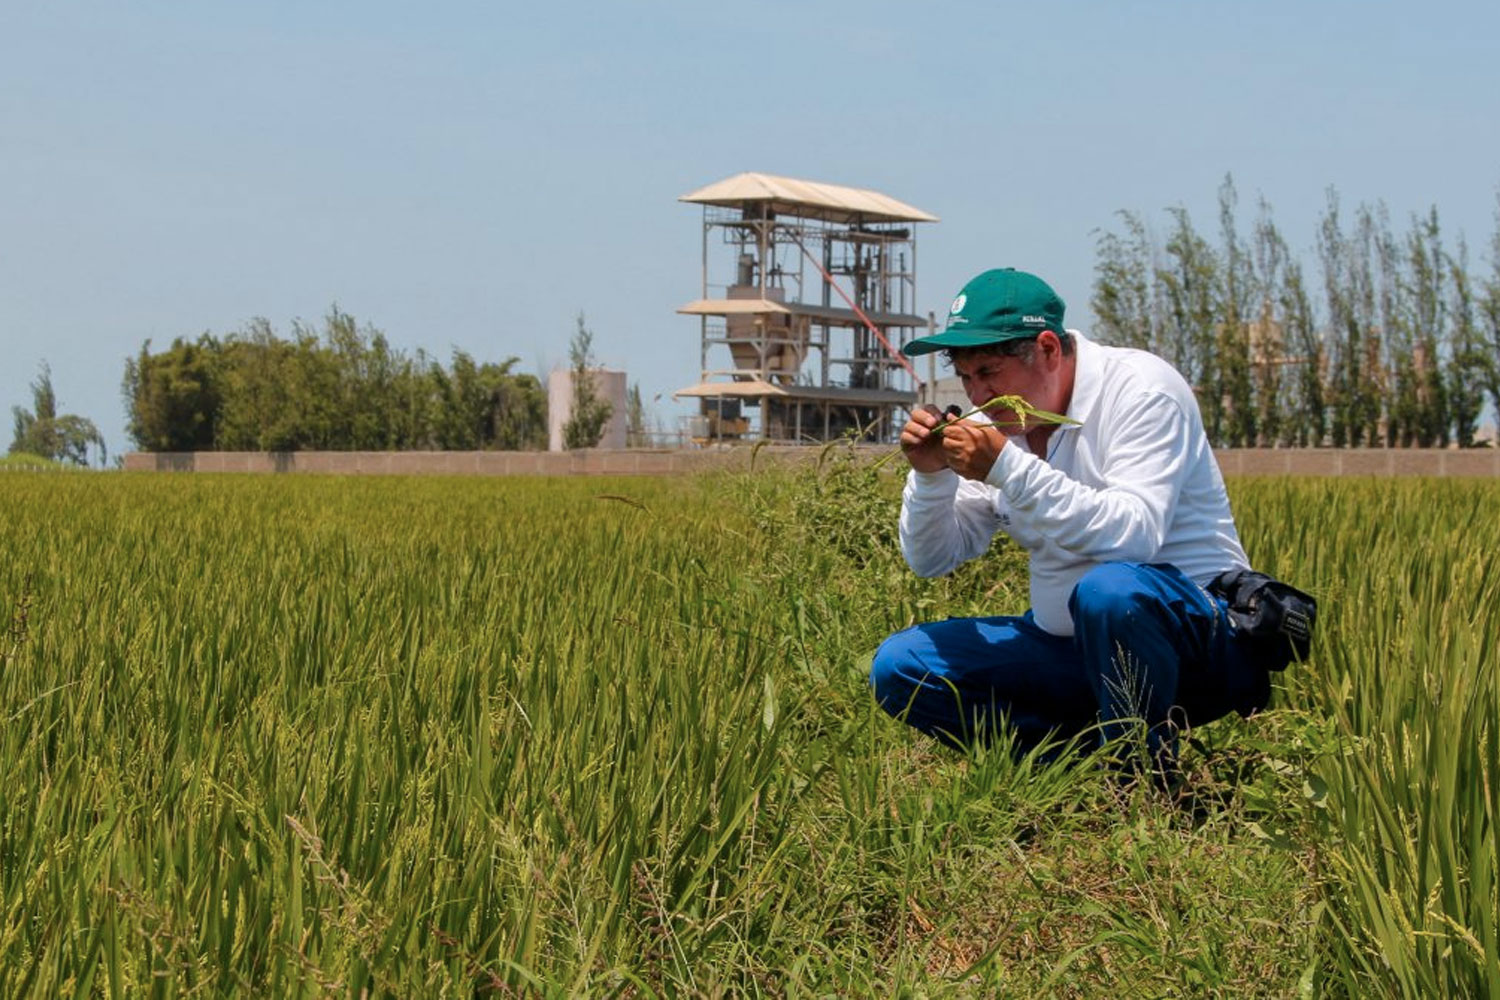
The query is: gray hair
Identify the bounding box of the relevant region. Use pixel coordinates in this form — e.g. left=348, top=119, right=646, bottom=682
left=944, top=331, right=1074, bottom=367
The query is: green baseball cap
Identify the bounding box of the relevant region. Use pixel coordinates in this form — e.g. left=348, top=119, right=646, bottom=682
left=903, top=268, right=1066, bottom=357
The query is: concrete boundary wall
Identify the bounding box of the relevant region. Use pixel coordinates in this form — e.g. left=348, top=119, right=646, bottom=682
left=1213, top=448, right=1500, bottom=478
left=123, top=449, right=809, bottom=477
left=124, top=448, right=1500, bottom=478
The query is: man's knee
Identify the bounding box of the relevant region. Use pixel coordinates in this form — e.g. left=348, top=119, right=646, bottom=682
left=868, top=627, right=922, bottom=716
left=1070, top=562, right=1153, bottom=626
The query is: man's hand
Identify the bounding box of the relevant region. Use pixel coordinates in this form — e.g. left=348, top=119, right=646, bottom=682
left=899, top=405, right=949, bottom=473
left=941, top=420, right=1008, bottom=481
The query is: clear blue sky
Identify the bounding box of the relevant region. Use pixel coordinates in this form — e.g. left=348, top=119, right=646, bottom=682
left=4, top=0, right=1497, bottom=457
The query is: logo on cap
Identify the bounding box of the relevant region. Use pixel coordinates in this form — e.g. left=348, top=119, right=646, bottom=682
left=950, top=294, right=966, bottom=315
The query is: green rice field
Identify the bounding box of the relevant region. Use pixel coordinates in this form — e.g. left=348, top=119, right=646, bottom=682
left=1, top=461, right=1496, bottom=997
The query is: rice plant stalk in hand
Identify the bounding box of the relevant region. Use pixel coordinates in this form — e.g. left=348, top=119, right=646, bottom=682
left=872, top=394, right=1079, bottom=470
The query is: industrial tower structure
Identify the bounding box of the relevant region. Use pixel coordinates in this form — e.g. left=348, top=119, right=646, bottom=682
left=674, top=173, right=938, bottom=444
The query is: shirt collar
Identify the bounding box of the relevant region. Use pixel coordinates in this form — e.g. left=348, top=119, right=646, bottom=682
left=1060, top=329, right=1101, bottom=428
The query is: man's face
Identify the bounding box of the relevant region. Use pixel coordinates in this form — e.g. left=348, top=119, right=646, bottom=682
left=952, top=349, right=1049, bottom=430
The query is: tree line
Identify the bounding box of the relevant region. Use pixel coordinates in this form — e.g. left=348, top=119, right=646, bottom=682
left=122, top=308, right=559, bottom=453
left=1092, top=176, right=1500, bottom=447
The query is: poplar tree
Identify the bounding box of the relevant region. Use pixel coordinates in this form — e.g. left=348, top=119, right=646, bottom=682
left=1159, top=207, right=1222, bottom=441
left=1217, top=176, right=1257, bottom=446
left=1091, top=210, right=1159, bottom=352
left=625, top=383, right=647, bottom=447
left=1280, top=257, right=1325, bottom=445
left=1482, top=194, right=1500, bottom=430
left=1250, top=197, right=1295, bottom=445
left=1318, top=193, right=1383, bottom=446
left=1402, top=209, right=1450, bottom=446
left=562, top=313, right=613, bottom=450
left=1377, top=208, right=1418, bottom=446
left=1447, top=237, right=1486, bottom=447
left=1254, top=197, right=1302, bottom=443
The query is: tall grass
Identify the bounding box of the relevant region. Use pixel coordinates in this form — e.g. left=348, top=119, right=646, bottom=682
left=0, top=468, right=1493, bottom=995
left=1238, top=479, right=1500, bottom=998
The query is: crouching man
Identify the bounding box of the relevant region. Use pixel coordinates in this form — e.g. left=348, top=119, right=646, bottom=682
left=870, top=268, right=1289, bottom=770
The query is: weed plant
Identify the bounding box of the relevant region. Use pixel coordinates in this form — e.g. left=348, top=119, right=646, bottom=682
left=0, top=468, right=1494, bottom=996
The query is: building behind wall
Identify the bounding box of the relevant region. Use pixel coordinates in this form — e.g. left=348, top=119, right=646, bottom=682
left=673, top=172, right=939, bottom=444
left=547, top=368, right=628, bottom=451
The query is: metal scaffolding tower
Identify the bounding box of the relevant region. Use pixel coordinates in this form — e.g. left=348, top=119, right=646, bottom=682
left=674, top=172, right=937, bottom=444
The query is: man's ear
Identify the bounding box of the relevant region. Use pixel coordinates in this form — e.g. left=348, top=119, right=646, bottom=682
left=1038, top=330, right=1064, bottom=365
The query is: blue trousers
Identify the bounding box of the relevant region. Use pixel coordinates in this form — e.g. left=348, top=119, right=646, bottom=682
left=869, top=563, right=1275, bottom=757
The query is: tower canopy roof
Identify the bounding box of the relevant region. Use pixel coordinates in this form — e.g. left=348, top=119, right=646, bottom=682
left=679, top=172, right=938, bottom=225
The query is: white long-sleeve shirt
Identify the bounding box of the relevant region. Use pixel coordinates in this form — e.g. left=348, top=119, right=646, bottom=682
left=900, top=331, right=1249, bottom=637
